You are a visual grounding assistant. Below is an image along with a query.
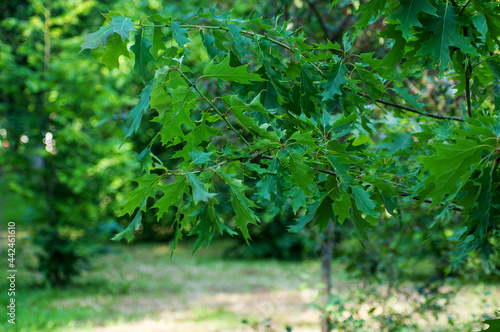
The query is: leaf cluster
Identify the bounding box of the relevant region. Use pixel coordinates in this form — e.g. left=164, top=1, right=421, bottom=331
left=82, top=2, right=500, bottom=260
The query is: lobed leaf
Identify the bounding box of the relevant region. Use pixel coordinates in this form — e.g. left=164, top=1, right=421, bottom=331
left=81, top=25, right=114, bottom=50
left=109, top=16, right=135, bottom=41
left=203, top=56, right=264, bottom=84
left=130, top=33, right=156, bottom=82
left=102, top=33, right=129, bottom=69
left=186, top=171, right=218, bottom=204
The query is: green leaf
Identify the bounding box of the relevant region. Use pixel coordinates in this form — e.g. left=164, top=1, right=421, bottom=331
left=81, top=25, right=114, bottom=50
left=381, top=25, right=406, bottom=75
left=120, top=174, right=161, bottom=217
left=285, top=153, right=316, bottom=195
left=152, top=176, right=187, bottom=220
left=222, top=175, right=259, bottom=242
left=351, top=185, right=380, bottom=218
left=186, top=171, right=217, bottom=204
left=316, top=196, right=334, bottom=231
left=159, top=110, right=193, bottom=146
left=125, top=79, right=155, bottom=139
left=314, top=39, right=342, bottom=51
left=353, top=0, right=388, bottom=32
left=102, top=10, right=122, bottom=22
left=228, top=23, right=252, bottom=55
left=289, top=131, right=317, bottom=147
left=289, top=213, right=315, bottom=233
left=391, top=0, right=437, bottom=39
left=256, top=173, right=276, bottom=202
left=471, top=167, right=493, bottom=239
left=113, top=200, right=145, bottom=243
left=472, top=0, right=500, bottom=47
left=109, top=16, right=135, bottom=41
left=300, top=65, right=320, bottom=113
left=320, top=63, right=348, bottom=101
left=376, top=132, right=412, bottom=155
left=210, top=205, right=238, bottom=236
left=381, top=194, right=400, bottom=216
left=102, top=33, right=129, bottom=70
left=350, top=206, right=371, bottom=240
left=487, top=60, right=500, bottom=81
left=171, top=22, right=192, bottom=47
left=150, top=84, right=170, bottom=119
left=130, top=33, right=155, bottom=82
left=136, top=147, right=152, bottom=171
left=355, top=65, right=386, bottom=100
left=420, top=138, right=483, bottom=207
left=203, top=56, right=264, bottom=84
left=393, top=87, right=424, bottom=109
left=201, top=30, right=226, bottom=59
left=152, top=28, right=167, bottom=59
left=188, top=204, right=238, bottom=254
left=221, top=94, right=277, bottom=140
left=342, top=31, right=353, bottom=52
left=149, top=13, right=170, bottom=24
left=327, top=156, right=354, bottom=190
left=189, top=150, right=213, bottom=165
left=198, top=5, right=233, bottom=22
left=416, top=2, right=477, bottom=72
left=287, top=187, right=307, bottom=214
left=254, top=157, right=280, bottom=205
left=189, top=206, right=215, bottom=253
left=334, top=189, right=352, bottom=224
left=480, top=317, right=500, bottom=332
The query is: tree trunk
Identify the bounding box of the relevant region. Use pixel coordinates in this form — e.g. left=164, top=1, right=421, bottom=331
left=321, top=218, right=336, bottom=332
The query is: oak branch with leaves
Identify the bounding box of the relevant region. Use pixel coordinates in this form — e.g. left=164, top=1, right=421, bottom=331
left=82, top=2, right=499, bottom=262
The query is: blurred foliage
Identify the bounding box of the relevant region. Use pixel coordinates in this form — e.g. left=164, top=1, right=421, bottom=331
left=33, top=230, right=90, bottom=287
left=0, top=0, right=142, bottom=286
left=81, top=0, right=500, bottom=330
left=1, top=8, right=499, bottom=332
left=225, top=207, right=320, bottom=260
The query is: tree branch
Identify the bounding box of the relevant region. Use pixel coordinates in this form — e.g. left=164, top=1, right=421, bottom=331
left=175, top=67, right=251, bottom=146
left=256, top=154, right=463, bottom=212
left=465, top=63, right=472, bottom=117
left=145, top=22, right=465, bottom=122
left=459, top=0, right=472, bottom=15
left=397, top=191, right=463, bottom=212
left=304, top=0, right=330, bottom=41
left=357, top=93, right=465, bottom=122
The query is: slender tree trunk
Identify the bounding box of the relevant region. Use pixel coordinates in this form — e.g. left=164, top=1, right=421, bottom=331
left=321, top=218, right=336, bottom=332
left=44, top=0, right=51, bottom=75
left=42, top=1, right=57, bottom=228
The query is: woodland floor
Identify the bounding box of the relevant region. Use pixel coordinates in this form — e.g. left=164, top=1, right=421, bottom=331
left=4, top=239, right=499, bottom=332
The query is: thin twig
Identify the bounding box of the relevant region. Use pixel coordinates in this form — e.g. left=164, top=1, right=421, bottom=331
left=465, top=63, right=472, bottom=117
left=358, top=93, right=465, bottom=122
left=459, top=0, right=472, bottom=15
left=259, top=154, right=463, bottom=212
left=139, top=23, right=295, bottom=52
left=397, top=192, right=463, bottom=212
left=143, top=22, right=465, bottom=122
left=175, top=67, right=251, bottom=146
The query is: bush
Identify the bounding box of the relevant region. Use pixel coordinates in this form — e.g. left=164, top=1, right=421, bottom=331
left=34, top=230, right=90, bottom=287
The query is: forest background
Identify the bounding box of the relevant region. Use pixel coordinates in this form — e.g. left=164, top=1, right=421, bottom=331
left=1, top=0, right=500, bottom=331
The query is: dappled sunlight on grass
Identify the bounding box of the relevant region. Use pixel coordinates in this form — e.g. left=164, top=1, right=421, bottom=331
left=7, top=240, right=500, bottom=332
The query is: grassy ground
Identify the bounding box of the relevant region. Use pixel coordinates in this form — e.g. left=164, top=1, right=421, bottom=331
left=2, top=239, right=499, bottom=332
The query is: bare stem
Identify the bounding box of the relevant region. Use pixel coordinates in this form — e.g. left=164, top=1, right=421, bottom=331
left=357, top=93, right=465, bottom=122
left=465, top=60, right=472, bottom=117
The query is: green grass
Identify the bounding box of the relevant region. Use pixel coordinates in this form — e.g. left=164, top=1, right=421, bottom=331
left=2, top=239, right=499, bottom=332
